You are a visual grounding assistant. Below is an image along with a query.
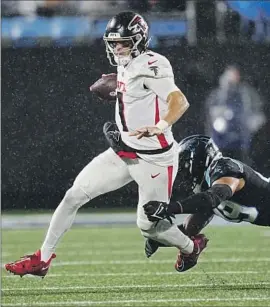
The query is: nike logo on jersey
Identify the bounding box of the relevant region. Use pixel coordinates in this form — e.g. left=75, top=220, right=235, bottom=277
left=148, top=60, right=158, bottom=65
left=151, top=173, right=160, bottom=178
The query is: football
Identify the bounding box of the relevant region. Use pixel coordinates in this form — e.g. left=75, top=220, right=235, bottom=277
left=90, top=73, right=117, bottom=102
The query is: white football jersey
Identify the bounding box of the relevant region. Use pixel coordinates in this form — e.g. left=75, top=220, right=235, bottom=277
left=115, top=50, right=181, bottom=166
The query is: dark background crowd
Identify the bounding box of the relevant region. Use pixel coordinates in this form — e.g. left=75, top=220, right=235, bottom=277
left=2, top=0, right=270, bottom=211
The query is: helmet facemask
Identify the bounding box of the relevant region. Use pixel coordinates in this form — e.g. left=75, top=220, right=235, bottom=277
left=104, top=33, right=148, bottom=66
left=177, top=135, right=223, bottom=194
left=178, top=153, right=206, bottom=194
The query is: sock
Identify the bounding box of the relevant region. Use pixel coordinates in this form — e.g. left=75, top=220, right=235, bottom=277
left=40, top=187, right=89, bottom=262
left=154, top=220, right=194, bottom=254
left=40, top=203, right=78, bottom=262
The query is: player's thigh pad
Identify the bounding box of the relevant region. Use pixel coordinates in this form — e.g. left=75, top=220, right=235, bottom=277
left=73, top=148, right=133, bottom=199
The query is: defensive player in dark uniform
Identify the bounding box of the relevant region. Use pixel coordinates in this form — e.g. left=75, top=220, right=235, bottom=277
left=144, top=134, right=270, bottom=271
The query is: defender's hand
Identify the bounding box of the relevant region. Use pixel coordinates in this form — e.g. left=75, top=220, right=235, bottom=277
left=129, top=126, right=162, bottom=139
left=143, top=201, right=174, bottom=224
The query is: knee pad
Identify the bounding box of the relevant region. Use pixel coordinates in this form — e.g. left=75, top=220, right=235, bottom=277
left=62, top=185, right=90, bottom=210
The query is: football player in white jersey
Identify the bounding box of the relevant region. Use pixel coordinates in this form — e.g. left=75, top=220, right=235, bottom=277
left=5, top=11, right=208, bottom=278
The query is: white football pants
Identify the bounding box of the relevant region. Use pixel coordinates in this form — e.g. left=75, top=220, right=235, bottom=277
left=40, top=146, right=194, bottom=261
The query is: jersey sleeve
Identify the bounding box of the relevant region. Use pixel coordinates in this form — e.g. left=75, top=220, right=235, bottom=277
left=144, top=77, right=180, bottom=101
left=206, top=158, right=244, bottom=186
left=140, top=54, right=180, bottom=101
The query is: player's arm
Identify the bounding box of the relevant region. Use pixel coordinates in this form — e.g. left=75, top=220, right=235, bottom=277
left=129, top=86, right=189, bottom=139
left=144, top=177, right=243, bottom=221
left=160, top=90, right=189, bottom=128
left=145, top=75, right=190, bottom=127
left=146, top=76, right=190, bottom=126
left=171, top=177, right=243, bottom=214
left=129, top=60, right=189, bottom=139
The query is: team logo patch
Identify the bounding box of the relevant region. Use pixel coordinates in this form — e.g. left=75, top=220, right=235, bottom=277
left=149, top=66, right=159, bottom=76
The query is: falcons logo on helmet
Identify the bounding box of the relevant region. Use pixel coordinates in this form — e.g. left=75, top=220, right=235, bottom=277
left=128, top=15, right=148, bottom=34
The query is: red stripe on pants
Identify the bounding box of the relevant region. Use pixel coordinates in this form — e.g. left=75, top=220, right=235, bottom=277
left=167, top=166, right=173, bottom=200
left=117, top=92, right=128, bottom=131
left=155, top=96, right=169, bottom=148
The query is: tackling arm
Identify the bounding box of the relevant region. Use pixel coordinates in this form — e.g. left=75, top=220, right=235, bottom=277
left=177, top=177, right=243, bottom=236
left=143, top=177, right=242, bottom=222
left=169, top=177, right=243, bottom=214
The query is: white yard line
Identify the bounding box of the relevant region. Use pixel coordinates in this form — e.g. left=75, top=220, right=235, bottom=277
left=2, top=213, right=242, bottom=230
left=40, top=257, right=270, bottom=266
left=3, top=281, right=270, bottom=292
left=5, top=238, right=267, bottom=250
left=2, top=242, right=144, bottom=249
left=2, top=297, right=270, bottom=307
left=3, top=247, right=270, bottom=257
left=3, top=270, right=269, bottom=278
left=2, top=257, right=270, bottom=269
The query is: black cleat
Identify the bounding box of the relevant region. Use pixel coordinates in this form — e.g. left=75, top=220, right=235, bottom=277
left=145, top=239, right=168, bottom=258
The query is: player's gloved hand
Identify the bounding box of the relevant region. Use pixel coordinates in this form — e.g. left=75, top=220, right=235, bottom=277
left=143, top=201, right=175, bottom=224
left=103, top=122, right=122, bottom=151
left=129, top=126, right=162, bottom=139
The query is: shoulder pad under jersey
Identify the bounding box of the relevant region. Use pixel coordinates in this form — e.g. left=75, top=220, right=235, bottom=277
left=131, top=51, right=174, bottom=79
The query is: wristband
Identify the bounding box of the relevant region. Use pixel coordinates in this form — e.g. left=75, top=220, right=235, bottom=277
left=155, top=120, right=169, bottom=132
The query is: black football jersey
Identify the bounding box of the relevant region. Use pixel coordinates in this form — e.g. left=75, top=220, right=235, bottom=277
left=203, top=157, right=270, bottom=225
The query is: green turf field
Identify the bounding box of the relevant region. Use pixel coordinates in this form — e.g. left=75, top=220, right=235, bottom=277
left=2, top=225, right=270, bottom=306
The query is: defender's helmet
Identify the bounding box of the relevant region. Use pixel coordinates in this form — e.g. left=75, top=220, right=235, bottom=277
left=103, top=11, right=149, bottom=66
left=177, top=135, right=222, bottom=192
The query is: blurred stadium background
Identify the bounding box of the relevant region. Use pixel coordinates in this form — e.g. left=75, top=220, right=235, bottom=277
left=2, top=2, right=270, bottom=306
left=2, top=0, right=270, bottom=214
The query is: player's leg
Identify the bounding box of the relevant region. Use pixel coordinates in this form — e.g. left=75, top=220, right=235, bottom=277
left=181, top=212, right=214, bottom=236
left=40, top=148, right=132, bottom=260
left=5, top=148, right=132, bottom=277
left=145, top=211, right=214, bottom=258
left=128, top=156, right=194, bottom=254
left=129, top=156, right=209, bottom=272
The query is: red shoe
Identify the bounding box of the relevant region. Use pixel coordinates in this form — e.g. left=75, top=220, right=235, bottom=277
left=175, top=234, right=209, bottom=272
left=5, top=250, right=56, bottom=278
